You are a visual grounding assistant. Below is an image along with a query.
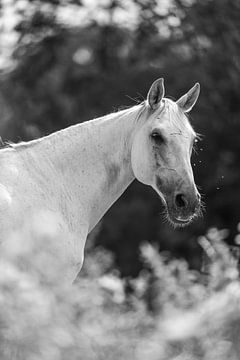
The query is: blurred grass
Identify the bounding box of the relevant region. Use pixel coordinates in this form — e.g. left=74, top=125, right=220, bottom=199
left=1, top=224, right=240, bottom=359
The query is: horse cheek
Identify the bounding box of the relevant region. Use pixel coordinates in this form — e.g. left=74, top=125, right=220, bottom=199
left=131, top=136, right=152, bottom=185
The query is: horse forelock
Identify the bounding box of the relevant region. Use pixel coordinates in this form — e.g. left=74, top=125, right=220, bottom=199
left=164, top=98, right=196, bottom=137
left=131, top=98, right=194, bottom=137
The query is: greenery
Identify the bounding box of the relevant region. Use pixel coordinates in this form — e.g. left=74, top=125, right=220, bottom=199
left=0, top=2, right=240, bottom=358
left=1, top=0, right=239, bottom=277
left=1, top=225, right=240, bottom=359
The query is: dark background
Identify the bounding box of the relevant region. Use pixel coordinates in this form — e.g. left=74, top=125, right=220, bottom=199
left=0, top=0, right=240, bottom=277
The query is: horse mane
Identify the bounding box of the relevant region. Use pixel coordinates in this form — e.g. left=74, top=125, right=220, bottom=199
left=0, top=102, right=147, bottom=152
left=1, top=139, right=41, bottom=151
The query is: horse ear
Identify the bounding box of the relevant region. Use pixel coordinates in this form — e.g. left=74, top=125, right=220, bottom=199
left=147, top=78, right=165, bottom=110
left=177, top=83, right=200, bottom=113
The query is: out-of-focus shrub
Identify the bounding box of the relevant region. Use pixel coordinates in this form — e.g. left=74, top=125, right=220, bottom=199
left=1, top=226, right=240, bottom=359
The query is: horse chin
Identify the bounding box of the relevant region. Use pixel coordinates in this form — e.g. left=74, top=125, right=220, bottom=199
left=166, top=214, right=194, bottom=228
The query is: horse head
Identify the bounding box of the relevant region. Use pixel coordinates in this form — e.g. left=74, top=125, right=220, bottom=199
left=131, top=78, right=201, bottom=227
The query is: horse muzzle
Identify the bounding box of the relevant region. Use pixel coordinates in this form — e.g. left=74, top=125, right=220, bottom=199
left=165, top=191, right=201, bottom=227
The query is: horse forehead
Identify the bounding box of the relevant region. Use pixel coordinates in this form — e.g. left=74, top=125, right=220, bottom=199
left=154, top=99, right=195, bottom=137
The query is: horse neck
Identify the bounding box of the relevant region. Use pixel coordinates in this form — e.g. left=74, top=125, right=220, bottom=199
left=29, top=104, right=144, bottom=232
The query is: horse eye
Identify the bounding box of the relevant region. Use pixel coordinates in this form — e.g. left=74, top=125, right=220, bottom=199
left=151, top=131, right=164, bottom=144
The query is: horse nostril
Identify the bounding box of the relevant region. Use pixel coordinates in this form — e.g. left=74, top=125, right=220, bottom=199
left=175, top=193, right=187, bottom=209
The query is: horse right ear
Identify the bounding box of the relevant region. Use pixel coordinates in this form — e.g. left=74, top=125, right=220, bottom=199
left=147, top=78, right=165, bottom=110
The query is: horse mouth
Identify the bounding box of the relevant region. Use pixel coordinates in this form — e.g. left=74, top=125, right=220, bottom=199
left=166, top=213, right=195, bottom=227
left=163, top=200, right=196, bottom=227
left=172, top=215, right=193, bottom=226
left=155, top=186, right=199, bottom=227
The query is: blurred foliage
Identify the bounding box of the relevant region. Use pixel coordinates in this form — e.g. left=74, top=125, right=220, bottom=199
left=1, top=226, right=240, bottom=359
left=0, top=0, right=240, bottom=276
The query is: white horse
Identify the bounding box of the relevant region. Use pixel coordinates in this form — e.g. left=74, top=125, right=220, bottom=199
left=0, top=78, right=201, bottom=283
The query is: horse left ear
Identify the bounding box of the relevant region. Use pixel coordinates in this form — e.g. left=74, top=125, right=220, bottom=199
left=147, top=78, right=165, bottom=110
left=177, top=83, right=200, bottom=113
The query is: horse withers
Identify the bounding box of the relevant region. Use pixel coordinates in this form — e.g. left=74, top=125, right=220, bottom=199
left=0, top=78, right=201, bottom=282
